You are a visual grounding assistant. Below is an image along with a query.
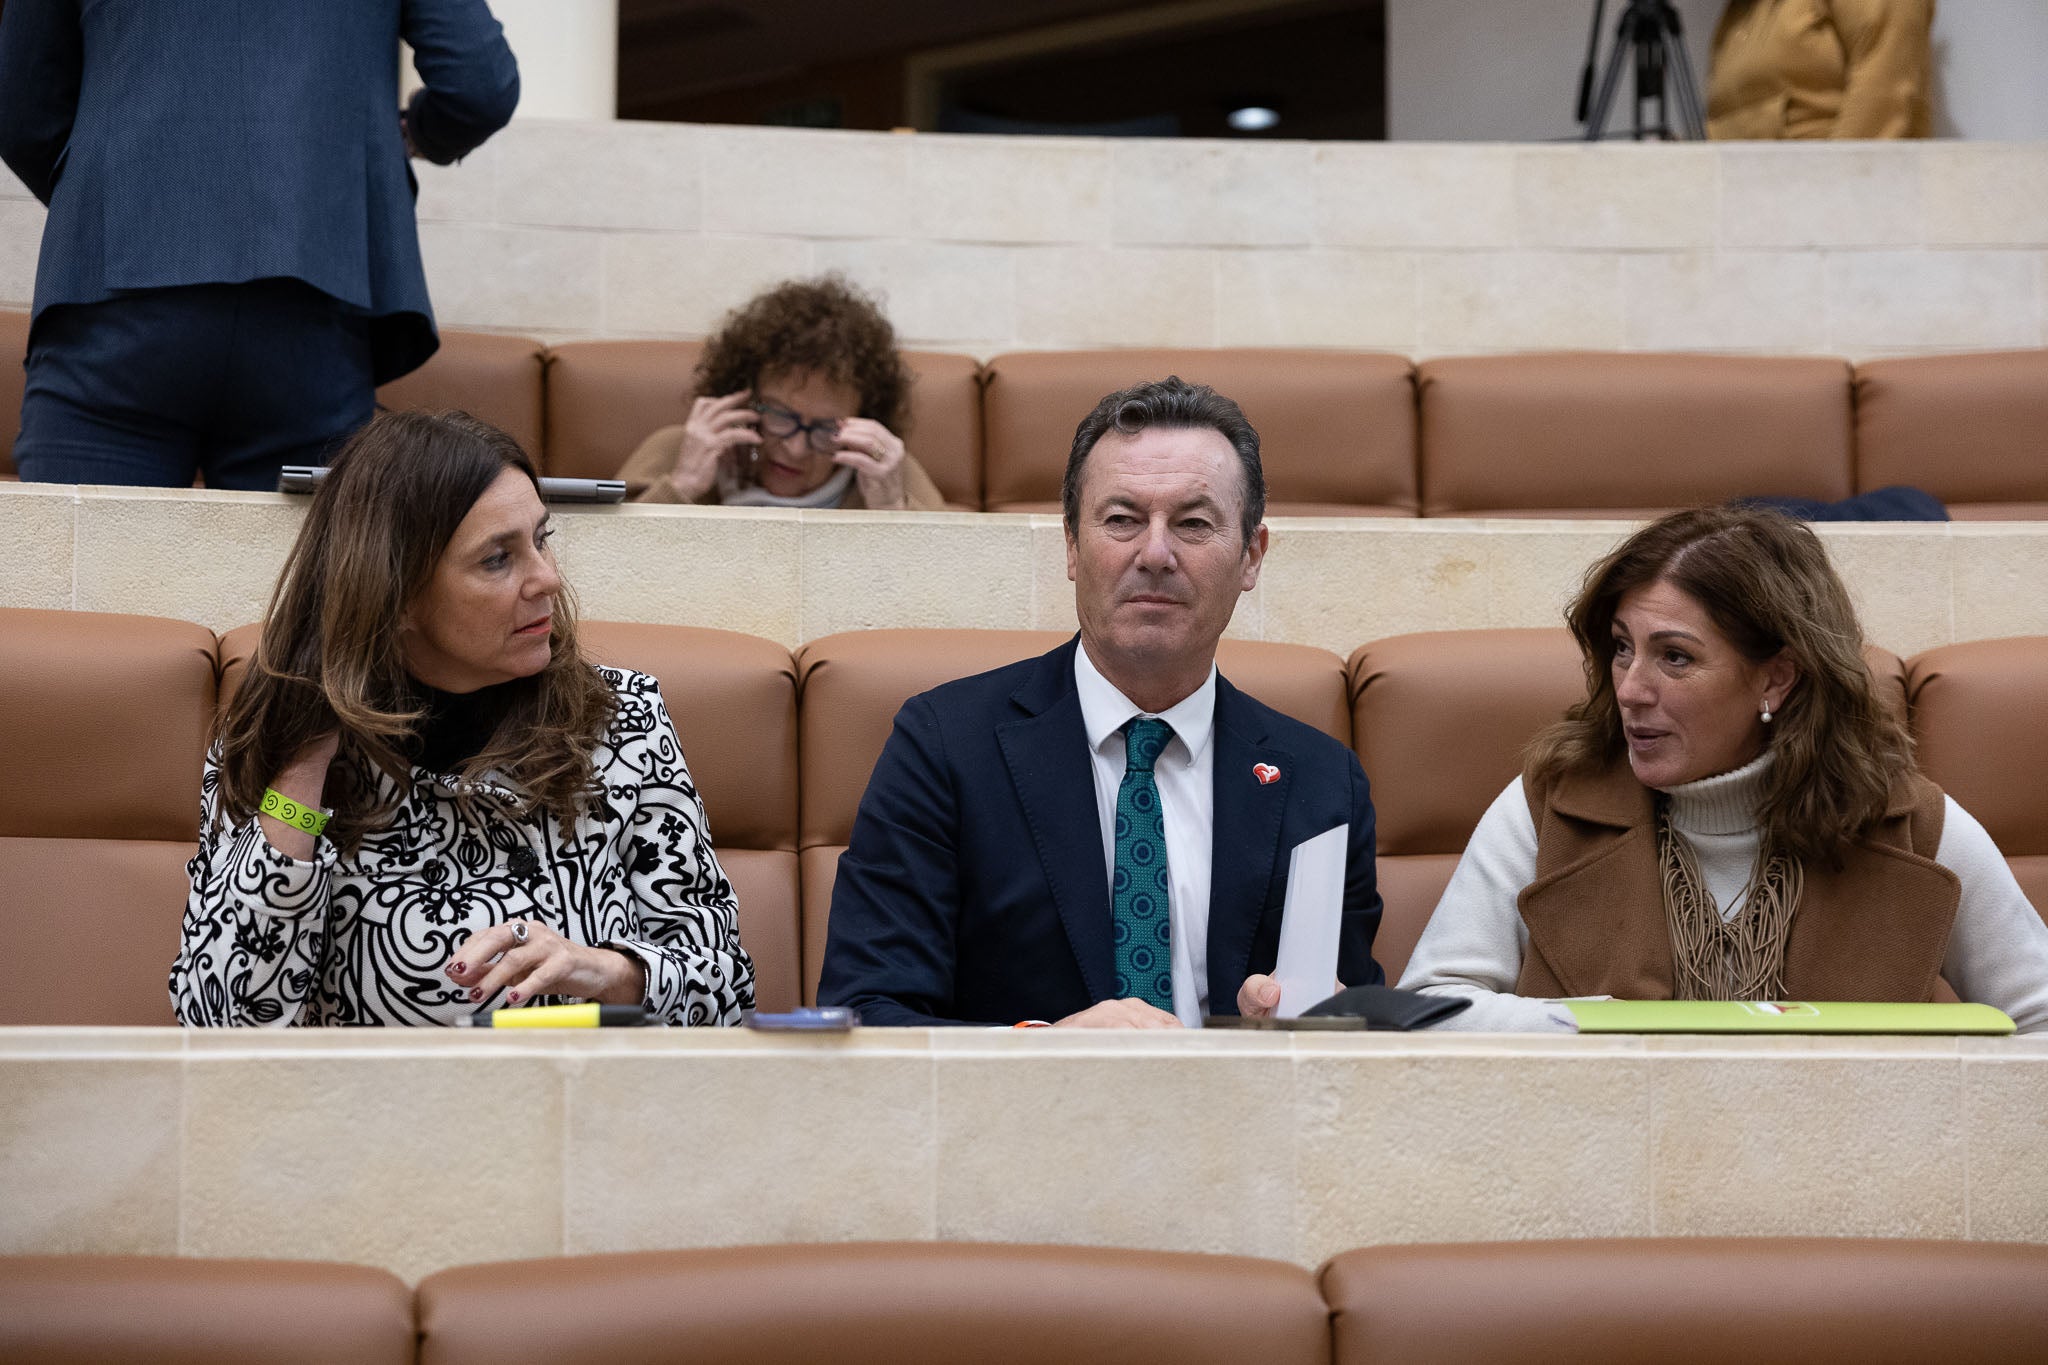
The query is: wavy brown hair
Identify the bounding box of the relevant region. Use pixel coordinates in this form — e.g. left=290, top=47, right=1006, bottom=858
left=214, top=410, right=615, bottom=853
left=1525, top=505, right=1915, bottom=867
left=694, top=275, right=911, bottom=432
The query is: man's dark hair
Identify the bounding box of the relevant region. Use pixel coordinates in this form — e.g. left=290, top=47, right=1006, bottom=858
left=1060, top=376, right=1266, bottom=542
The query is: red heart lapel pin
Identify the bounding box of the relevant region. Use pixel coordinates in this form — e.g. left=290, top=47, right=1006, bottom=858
left=1253, top=762, right=1281, bottom=785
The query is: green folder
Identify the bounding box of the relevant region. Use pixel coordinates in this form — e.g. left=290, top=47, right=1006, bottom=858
left=1565, top=1000, right=2016, bottom=1035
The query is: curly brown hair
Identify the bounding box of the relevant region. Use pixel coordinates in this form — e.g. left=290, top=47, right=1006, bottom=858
left=215, top=411, right=615, bottom=853
left=1525, top=505, right=1916, bottom=868
left=694, top=275, right=912, bottom=434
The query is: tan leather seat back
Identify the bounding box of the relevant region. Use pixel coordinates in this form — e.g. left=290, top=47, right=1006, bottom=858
left=793, top=628, right=1351, bottom=1001
left=544, top=340, right=705, bottom=481
left=796, top=629, right=1065, bottom=999
left=1856, top=351, right=2048, bottom=518
left=1350, top=630, right=1587, bottom=858
left=221, top=620, right=807, bottom=1012
left=580, top=622, right=802, bottom=1011
left=1907, top=638, right=2048, bottom=921
left=1, top=307, right=29, bottom=477
left=417, top=1243, right=1328, bottom=1365
left=1350, top=629, right=1585, bottom=981
left=375, top=330, right=547, bottom=465
left=0, top=608, right=215, bottom=1024
left=1322, top=1239, right=2048, bottom=1363
left=1419, top=353, right=1853, bottom=516
left=898, top=350, right=982, bottom=508
left=0, top=1255, right=414, bottom=1365
left=544, top=341, right=983, bottom=506
left=982, top=349, right=1418, bottom=516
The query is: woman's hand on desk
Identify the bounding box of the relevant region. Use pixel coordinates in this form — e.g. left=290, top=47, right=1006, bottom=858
left=445, top=921, right=647, bottom=1007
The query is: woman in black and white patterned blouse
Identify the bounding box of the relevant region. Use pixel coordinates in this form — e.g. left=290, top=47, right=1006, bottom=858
left=172, top=410, right=754, bottom=1026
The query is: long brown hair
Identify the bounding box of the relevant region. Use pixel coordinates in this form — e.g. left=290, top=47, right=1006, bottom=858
left=215, top=410, right=615, bottom=851
left=1525, top=505, right=1914, bottom=867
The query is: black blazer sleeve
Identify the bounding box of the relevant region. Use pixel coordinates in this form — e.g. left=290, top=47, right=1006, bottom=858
left=817, top=695, right=977, bottom=1027
left=401, top=0, right=520, bottom=166
left=0, top=0, right=83, bottom=203
left=1339, top=751, right=1386, bottom=988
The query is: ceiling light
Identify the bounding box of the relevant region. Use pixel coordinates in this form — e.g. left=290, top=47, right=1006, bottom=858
left=1226, top=106, right=1280, bottom=132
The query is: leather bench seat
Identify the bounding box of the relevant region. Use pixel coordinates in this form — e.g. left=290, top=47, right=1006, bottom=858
left=0, top=306, right=28, bottom=477
left=0, top=609, right=215, bottom=1025
left=416, top=1242, right=1328, bottom=1365
left=1, top=606, right=2043, bottom=1022
left=7, top=307, right=2048, bottom=518
left=0, top=1255, right=414, bottom=1365
left=1856, top=351, right=2048, bottom=520
left=1322, top=1238, right=2048, bottom=1364
left=7, top=1239, right=2046, bottom=1362
left=1348, top=630, right=1585, bottom=983
left=1908, top=637, right=2048, bottom=916
left=1417, top=352, right=1854, bottom=519
left=980, top=347, right=1419, bottom=517
left=374, top=331, right=546, bottom=465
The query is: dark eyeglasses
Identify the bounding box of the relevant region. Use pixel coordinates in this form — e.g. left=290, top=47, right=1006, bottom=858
left=752, top=400, right=842, bottom=456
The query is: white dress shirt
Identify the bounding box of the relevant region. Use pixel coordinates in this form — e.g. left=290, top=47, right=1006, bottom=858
left=1074, top=643, right=1218, bottom=1026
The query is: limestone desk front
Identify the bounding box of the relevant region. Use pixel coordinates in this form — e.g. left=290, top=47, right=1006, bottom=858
left=2, top=1026, right=2042, bottom=1283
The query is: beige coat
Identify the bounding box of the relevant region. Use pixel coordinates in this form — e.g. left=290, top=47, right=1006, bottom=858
left=619, top=424, right=949, bottom=510
left=1708, top=0, right=1934, bottom=140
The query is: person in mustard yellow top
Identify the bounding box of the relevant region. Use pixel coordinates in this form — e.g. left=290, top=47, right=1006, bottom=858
left=1708, top=0, right=1935, bottom=139
left=621, top=275, right=946, bottom=511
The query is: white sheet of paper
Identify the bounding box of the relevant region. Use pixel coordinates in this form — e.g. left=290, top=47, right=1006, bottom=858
left=1273, top=824, right=1348, bottom=1018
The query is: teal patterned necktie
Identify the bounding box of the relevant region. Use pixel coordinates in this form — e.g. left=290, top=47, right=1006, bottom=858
left=1112, top=717, right=1175, bottom=1010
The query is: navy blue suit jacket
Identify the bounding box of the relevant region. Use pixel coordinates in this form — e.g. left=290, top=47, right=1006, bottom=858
left=818, top=637, right=1384, bottom=1026
left=0, top=0, right=517, bottom=384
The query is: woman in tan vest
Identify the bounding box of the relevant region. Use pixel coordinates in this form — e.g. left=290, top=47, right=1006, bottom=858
left=1401, top=506, right=2048, bottom=1031
left=619, top=276, right=946, bottom=511
left=1707, top=0, right=1935, bottom=140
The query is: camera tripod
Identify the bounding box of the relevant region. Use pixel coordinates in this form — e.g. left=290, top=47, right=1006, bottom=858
left=1576, top=0, right=1706, bottom=141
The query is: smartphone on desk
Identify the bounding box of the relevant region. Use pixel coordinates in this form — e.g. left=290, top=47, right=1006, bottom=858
left=746, top=1006, right=858, bottom=1032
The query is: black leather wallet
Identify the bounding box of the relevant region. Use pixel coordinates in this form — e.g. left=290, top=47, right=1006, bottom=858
left=1204, top=985, right=1472, bottom=1031
left=1301, top=984, right=1472, bottom=1030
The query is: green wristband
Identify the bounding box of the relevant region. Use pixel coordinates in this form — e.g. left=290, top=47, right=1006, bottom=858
left=261, top=788, right=330, bottom=837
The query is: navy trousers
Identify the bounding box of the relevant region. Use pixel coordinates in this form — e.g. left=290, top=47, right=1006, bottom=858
left=13, top=278, right=376, bottom=491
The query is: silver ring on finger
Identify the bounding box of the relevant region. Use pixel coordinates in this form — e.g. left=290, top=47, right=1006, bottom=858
left=509, top=920, right=530, bottom=946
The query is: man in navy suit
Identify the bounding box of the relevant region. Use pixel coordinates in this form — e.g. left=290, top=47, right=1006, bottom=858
left=820, top=377, right=1383, bottom=1027
left=0, top=0, right=518, bottom=489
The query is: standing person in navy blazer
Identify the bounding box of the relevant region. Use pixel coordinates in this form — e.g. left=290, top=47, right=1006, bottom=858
left=0, top=0, right=517, bottom=490
left=819, top=377, right=1384, bottom=1027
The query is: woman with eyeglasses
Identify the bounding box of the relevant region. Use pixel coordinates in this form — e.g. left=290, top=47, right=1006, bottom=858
left=621, top=275, right=946, bottom=510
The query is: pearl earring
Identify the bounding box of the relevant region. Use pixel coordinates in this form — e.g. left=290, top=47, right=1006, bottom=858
left=1760, top=698, right=1774, bottom=724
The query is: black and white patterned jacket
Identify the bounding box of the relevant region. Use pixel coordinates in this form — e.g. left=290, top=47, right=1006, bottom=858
left=171, top=668, right=755, bottom=1027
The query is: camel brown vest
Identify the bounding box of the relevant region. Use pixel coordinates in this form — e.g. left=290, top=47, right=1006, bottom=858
left=1514, top=760, right=1959, bottom=1001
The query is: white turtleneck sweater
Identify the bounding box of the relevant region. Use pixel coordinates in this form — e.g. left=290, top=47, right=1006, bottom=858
left=1399, top=752, right=2048, bottom=1033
